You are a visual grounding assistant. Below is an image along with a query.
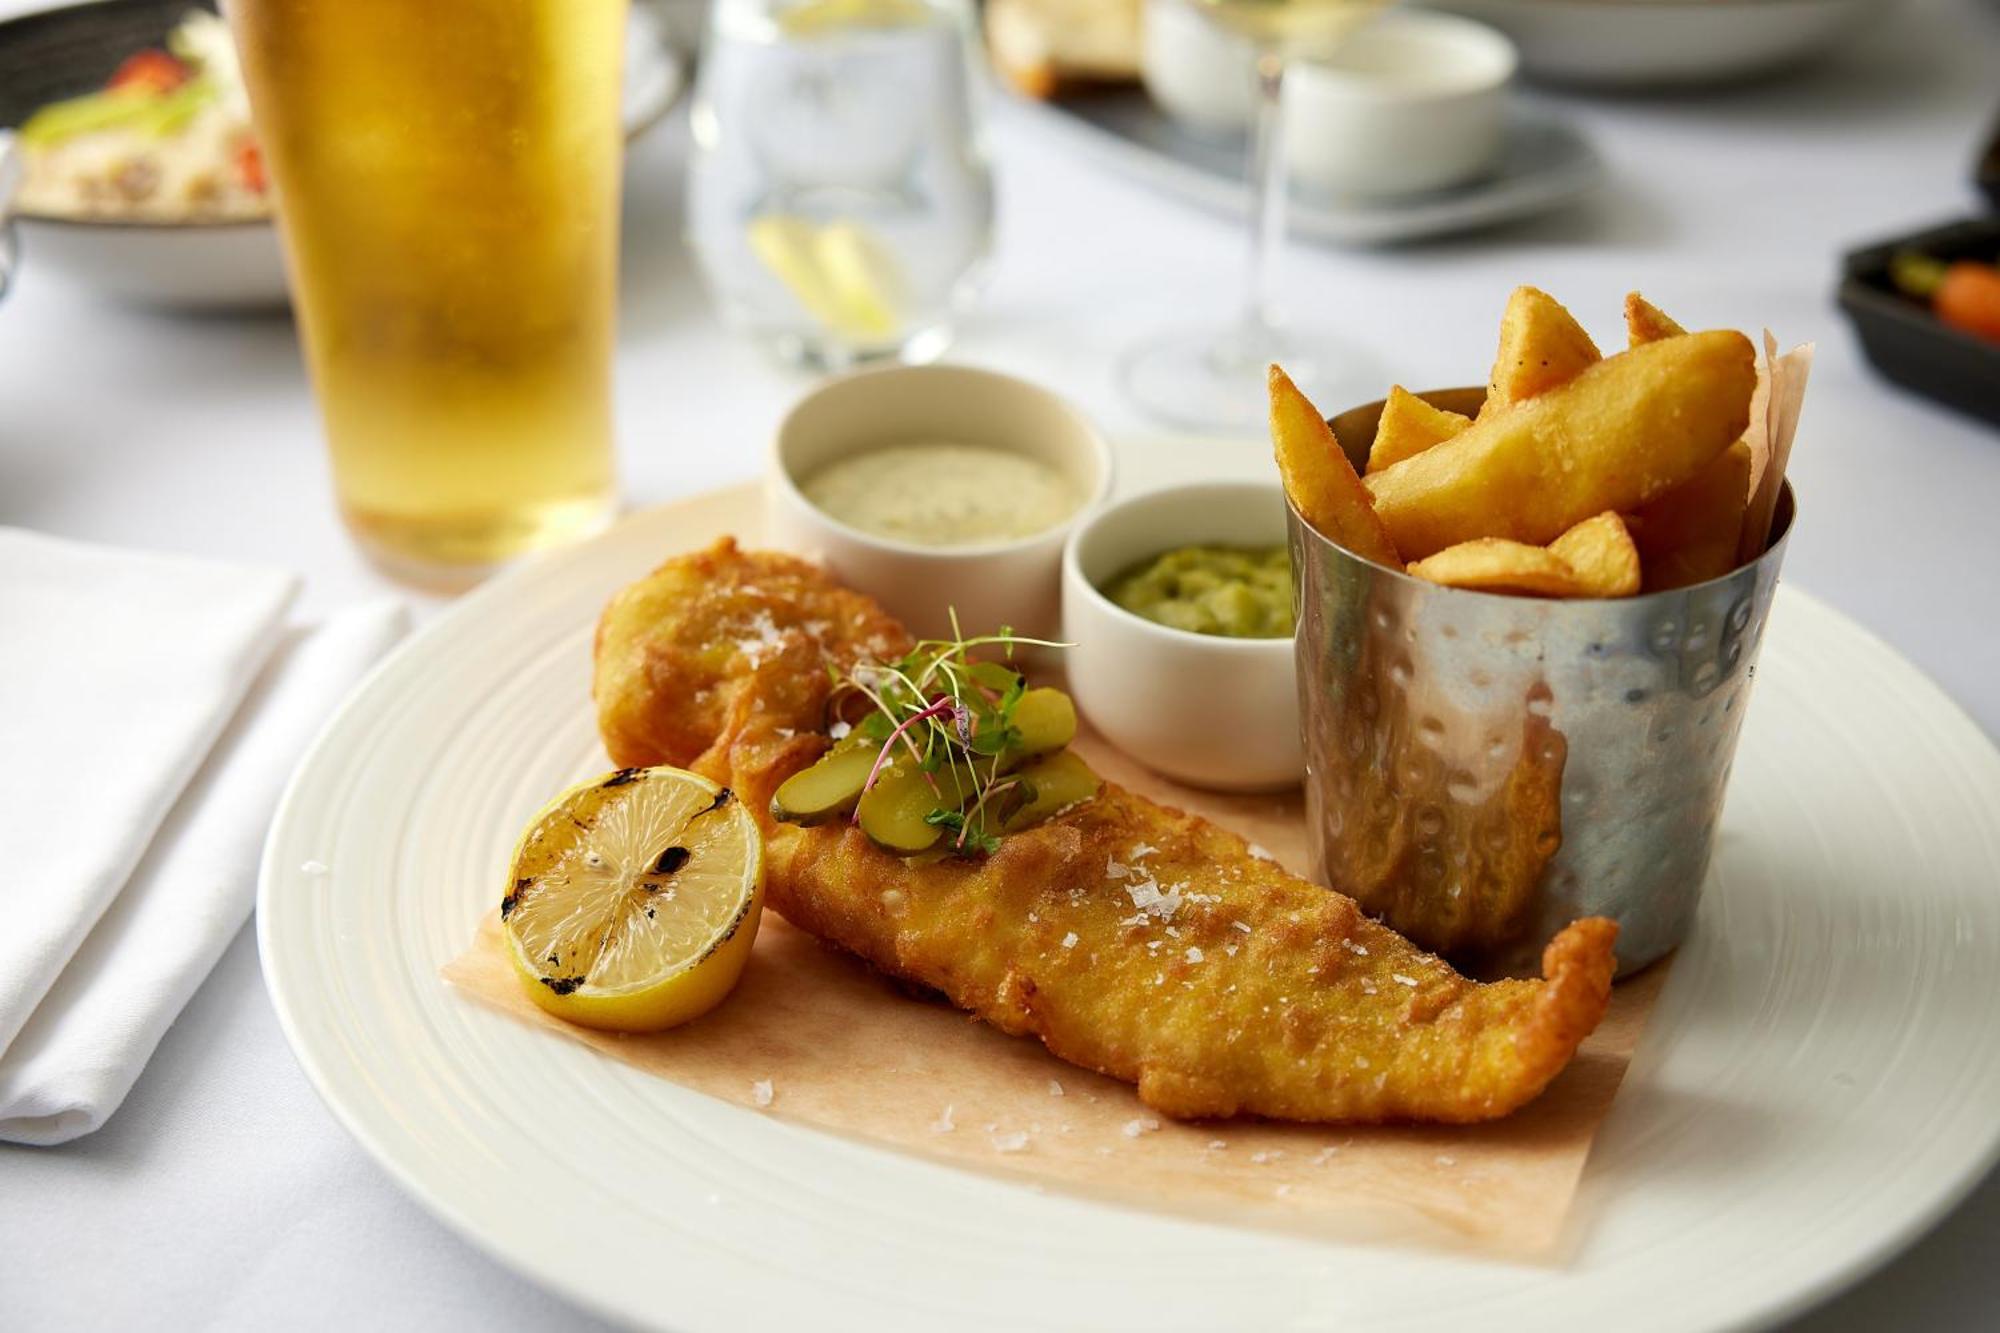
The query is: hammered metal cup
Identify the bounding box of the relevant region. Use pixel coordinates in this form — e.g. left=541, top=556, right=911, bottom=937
left=1291, top=388, right=1795, bottom=979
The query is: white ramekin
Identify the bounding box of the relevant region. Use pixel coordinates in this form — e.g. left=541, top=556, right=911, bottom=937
left=768, top=363, right=1114, bottom=644
left=1061, top=480, right=1303, bottom=792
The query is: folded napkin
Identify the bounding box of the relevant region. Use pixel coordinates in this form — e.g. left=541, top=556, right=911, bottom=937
left=0, top=529, right=407, bottom=1144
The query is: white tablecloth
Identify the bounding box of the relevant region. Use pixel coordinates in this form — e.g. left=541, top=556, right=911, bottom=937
left=4, top=0, right=1999, bottom=1326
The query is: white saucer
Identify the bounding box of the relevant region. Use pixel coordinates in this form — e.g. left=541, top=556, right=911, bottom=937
left=1008, top=93, right=1604, bottom=247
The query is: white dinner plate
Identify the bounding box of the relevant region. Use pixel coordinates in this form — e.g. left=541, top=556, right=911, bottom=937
left=260, top=464, right=2000, bottom=1332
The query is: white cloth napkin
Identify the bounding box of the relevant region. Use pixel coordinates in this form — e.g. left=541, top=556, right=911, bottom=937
left=0, top=529, right=407, bottom=1144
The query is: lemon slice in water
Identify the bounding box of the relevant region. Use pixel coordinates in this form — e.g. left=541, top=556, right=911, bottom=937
left=748, top=214, right=905, bottom=344
left=502, top=767, right=763, bottom=1033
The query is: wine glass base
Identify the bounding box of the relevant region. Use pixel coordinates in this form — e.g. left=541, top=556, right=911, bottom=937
left=1120, top=324, right=1364, bottom=435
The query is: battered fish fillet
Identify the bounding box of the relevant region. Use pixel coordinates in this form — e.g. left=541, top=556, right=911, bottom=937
left=594, top=539, right=1618, bottom=1124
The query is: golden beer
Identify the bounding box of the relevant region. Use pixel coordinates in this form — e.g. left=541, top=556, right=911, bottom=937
left=229, top=0, right=626, bottom=580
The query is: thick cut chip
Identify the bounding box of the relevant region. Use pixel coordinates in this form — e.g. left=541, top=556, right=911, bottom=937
left=1364, top=330, right=1757, bottom=560
left=1406, top=539, right=1583, bottom=597
left=1548, top=512, right=1641, bottom=598
left=1479, top=286, right=1602, bottom=419
left=1367, top=385, right=1473, bottom=474
left=1624, top=292, right=1687, bottom=347
left=1270, top=364, right=1403, bottom=569
left=1632, top=439, right=1752, bottom=591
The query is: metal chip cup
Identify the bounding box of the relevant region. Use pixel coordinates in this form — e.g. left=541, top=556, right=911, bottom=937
left=1291, top=389, right=1795, bottom=979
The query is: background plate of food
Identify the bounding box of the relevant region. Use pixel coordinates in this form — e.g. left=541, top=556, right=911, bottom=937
left=258, top=410, right=2000, bottom=1329
left=0, top=0, right=686, bottom=310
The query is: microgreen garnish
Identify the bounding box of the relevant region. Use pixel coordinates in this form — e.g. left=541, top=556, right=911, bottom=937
left=830, top=622, right=1070, bottom=857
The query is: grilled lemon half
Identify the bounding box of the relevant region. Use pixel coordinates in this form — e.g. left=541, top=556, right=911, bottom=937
left=502, top=767, right=763, bottom=1033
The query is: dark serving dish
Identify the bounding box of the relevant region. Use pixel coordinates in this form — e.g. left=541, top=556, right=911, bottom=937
left=1838, top=216, right=2000, bottom=428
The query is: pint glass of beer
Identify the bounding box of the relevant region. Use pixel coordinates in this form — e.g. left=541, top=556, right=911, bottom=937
left=229, top=0, right=627, bottom=582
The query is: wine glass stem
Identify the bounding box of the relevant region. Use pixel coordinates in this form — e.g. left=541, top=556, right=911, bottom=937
left=1239, top=44, right=1288, bottom=349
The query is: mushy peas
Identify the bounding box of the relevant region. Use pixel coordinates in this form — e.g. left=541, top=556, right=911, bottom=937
left=802, top=443, right=1078, bottom=547
left=1105, top=545, right=1294, bottom=638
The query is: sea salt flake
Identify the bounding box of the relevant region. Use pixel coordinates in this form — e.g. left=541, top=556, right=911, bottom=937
left=1224, top=944, right=1238, bottom=957
left=1247, top=843, right=1276, bottom=862
left=1028, top=911, right=1039, bottom=923
left=1185, top=946, right=1204, bottom=963
left=1342, top=940, right=1368, bottom=956
left=1122, top=1117, right=1161, bottom=1138
left=1130, top=842, right=1159, bottom=859
left=751, top=1079, right=774, bottom=1108
left=1124, top=875, right=1183, bottom=921
left=1435, top=1154, right=1457, bottom=1167
left=1061, top=932, right=1079, bottom=949
left=1207, top=1139, right=1228, bottom=1151
left=1048, top=1079, right=1065, bottom=1097
left=1392, top=973, right=1419, bottom=988
left=930, top=1105, right=956, bottom=1134
left=828, top=719, right=852, bottom=740
left=1312, top=1146, right=1339, bottom=1165
left=735, top=611, right=786, bottom=666
left=1105, top=858, right=1130, bottom=879
left=1232, top=921, right=1253, bottom=934
left=991, top=1130, right=1031, bottom=1153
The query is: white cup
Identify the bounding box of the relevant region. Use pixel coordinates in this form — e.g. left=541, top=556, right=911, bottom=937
left=1286, top=11, right=1516, bottom=198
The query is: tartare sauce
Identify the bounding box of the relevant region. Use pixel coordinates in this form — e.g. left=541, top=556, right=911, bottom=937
left=802, top=442, right=1077, bottom=547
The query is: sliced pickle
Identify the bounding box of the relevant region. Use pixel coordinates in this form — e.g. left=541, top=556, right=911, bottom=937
left=857, top=759, right=978, bottom=853
left=1011, top=687, right=1077, bottom=757
left=1004, top=750, right=1101, bottom=832
left=770, top=741, right=876, bottom=825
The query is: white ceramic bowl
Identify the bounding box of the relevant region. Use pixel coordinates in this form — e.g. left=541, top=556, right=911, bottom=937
left=1286, top=10, right=1515, bottom=198
left=13, top=215, right=288, bottom=309
left=1062, top=480, right=1303, bottom=792
left=1424, top=0, right=1883, bottom=89
left=1140, top=0, right=1255, bottom=137
left=768, top=363, right=1114, bottom=644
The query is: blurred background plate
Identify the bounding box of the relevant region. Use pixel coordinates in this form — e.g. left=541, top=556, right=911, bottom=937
left=0, top=0, right=687, bottom=311
left=1010, top=89, right=1603, bottom=246
left=1423, top=0, right=1890, bottom=90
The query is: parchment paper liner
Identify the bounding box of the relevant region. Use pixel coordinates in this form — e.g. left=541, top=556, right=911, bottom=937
left=446, top=729, right=1663, bottom=1259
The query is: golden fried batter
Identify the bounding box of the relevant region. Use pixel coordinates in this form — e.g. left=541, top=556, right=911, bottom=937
left=595, top=539, right=1617, bottom=1124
